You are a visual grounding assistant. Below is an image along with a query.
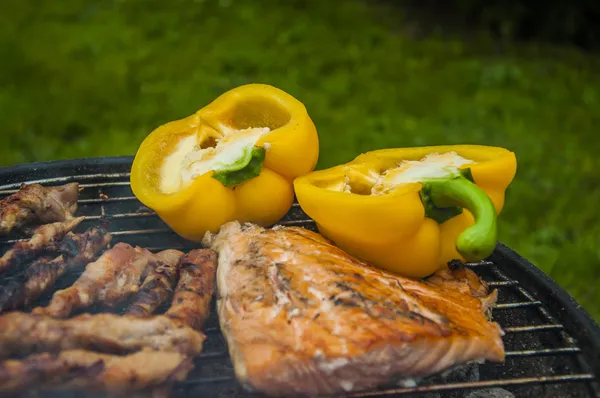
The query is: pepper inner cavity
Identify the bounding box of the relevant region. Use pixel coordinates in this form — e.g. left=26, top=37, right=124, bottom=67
left=329, top=152, right=475, bottom=196
left=159, top=126, right=271, bottom=194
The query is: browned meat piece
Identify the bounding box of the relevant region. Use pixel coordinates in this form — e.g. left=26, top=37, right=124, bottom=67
left=0, top=312, right=206, bottom=358
left=165, top=249, right=217, bottom=331
left=204, top=221, right=505, bottom=397
left=426, top=262, right=499, bottom=314
left=0, top=349, right=193, bottom=395
left=35, top=242, right=156, bottom=317
left=126, top=249, right=185, bottom=317
left=0, top=217, right=83, bottom=276
left=0, top=256, right=53, bottom=312
left=0, top=226, right=112, bottom=313
left=0, top=182, right=79, bottom=236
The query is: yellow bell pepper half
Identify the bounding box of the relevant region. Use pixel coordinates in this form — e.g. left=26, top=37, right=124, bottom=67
left=293, top=145, right=517, bottom=278
left=130, top=84, right=319, bottom=242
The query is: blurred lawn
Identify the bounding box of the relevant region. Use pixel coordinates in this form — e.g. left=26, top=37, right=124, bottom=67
left=1, top=0, right=599, bottom=320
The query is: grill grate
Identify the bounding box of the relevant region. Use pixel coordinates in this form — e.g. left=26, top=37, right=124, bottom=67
left=0, top=159, right=599, bottom=398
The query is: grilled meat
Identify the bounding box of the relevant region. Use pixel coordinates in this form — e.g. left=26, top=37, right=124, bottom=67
left=36, top=242, right=156, bottom=317
left=0, top=226, right=112, bottom=313
left=0, top=182, right=79, bottom=236
left=0, top=217, right=84, bottom=276
left=165, top=249, right=217, bottom=330
left=204, top=221, right=505, bottom=397
left=0, top=312, right=206, bottom=358
left=0, top=256, right=53, bottom=312
left=0, top=349, right=193, bottom=394
left=126, top=250, right=185, bottom=317
left=426, top=263, right=498, bottom=314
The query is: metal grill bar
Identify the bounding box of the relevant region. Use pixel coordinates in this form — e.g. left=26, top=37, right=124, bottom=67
left=84, top=212, right=156, bottom=220
left=504, top=324, right=564, bottom=333
left=464, top=260, right=494, bottom=267
left=487, top=280, right=519, bottom=287
left=79, top=196, right=138, bottom=204
left=198, top=351, right=230, bottom=360
left=177, top=376, right=235, bottom=386
left=278, top=219, right=316, bottom=226
left=505, top=347, right=581, bottom=357
left=81, top=181, right=131, bottom=188
left=0, top=172, right=131, bottom=192
left=494, top=301, right=542, bottom=309
left=343, top=374, right=596, bottom=397
left=110, top=228, right=172, bottom=236
left=491, top=267, right=543, bottom=304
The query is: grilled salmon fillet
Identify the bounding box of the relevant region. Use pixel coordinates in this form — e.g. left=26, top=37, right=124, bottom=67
left=204, top=221, right=505, bottom=397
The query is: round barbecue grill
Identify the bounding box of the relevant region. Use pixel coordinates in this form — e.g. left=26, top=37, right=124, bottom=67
left=0, top=156, right=598, bottom=398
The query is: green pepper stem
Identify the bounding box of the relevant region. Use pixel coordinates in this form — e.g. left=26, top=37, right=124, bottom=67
left=423, top=176, right=497, bottom=262
left=212, top=146, right=266, bottom=187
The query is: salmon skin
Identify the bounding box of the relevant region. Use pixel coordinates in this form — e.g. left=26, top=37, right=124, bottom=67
left=204, top=221, right=505, bottom=397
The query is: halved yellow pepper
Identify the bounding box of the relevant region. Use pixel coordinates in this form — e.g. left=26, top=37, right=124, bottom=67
left=130, top=84, right=319, bottom=241
left=293, top=145, right=517, bottom=278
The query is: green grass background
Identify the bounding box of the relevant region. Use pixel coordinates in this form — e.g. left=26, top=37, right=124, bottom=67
left=1, top=0, right=598, bottom=320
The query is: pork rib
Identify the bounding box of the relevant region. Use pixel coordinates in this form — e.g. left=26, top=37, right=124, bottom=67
left=35, top=242, right=156, bottom=317
left=0, top=217, right=84, bottom=276
left=165, top=249, right=217, bottom=331
left=0, top=225, right=112, bottom=313
left=0, top=349, right=193, bottom=395
left=204, top=221, right=505, bottom=397
left=0, top=182, right=79, bottom=236
left=126, top=249, right=185, bottom=317
left=0, top=312, right=206, bottom=358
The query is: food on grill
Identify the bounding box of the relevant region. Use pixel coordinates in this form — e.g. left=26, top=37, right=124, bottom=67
left=0, top=349, right=193, bottom=394
left=0, top=182, right=80, bottom=236
left=126, top=249, right=185, bottom=317
left=294, top=145, right=517, bottom=277
left=0, top=225, right=112, bottom=313
left=427, top=261, right=495, bottom=305
left=0, top=217, right=84, bottom=276
left=205, top=221, right=505, bottom=397
left=0, top=312, right=206, bottom=357
left=0, top=246, right=218, bottom=362
left=35, top=242, right=157, bottom=317
left=130, top=83, right=319, bottom=242
left=165, top=249, right=217, bottom=330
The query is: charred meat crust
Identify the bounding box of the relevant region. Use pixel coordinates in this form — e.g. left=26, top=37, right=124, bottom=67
left=126, top=250, right=185, bottom=317
left=0, top=226, right=112, bottom=313
left=0, top=255, right=55, bottom=313
left=165, top=249, right=218, bottom=331
left=35, top=243, right=157, bottom=318
left=0, top=217, right=84, bottom=277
